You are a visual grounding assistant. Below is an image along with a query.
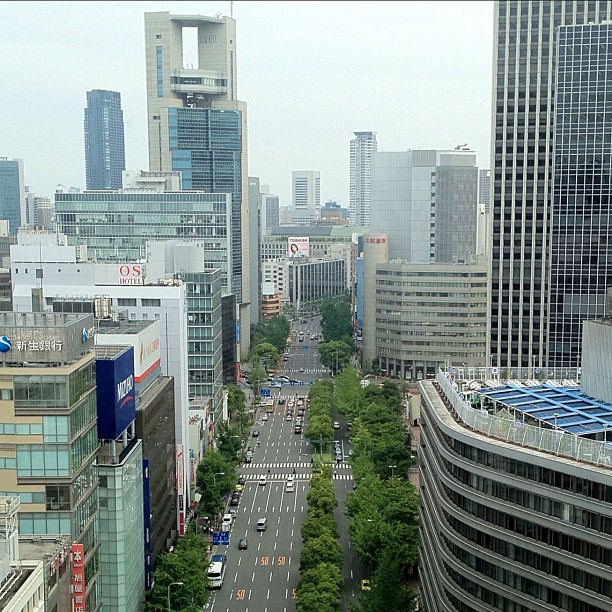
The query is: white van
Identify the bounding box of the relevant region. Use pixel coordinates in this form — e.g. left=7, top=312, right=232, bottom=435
left=286, top=479, right=295, bottom=493
left=257, top=517, right=268, bottom=531
left=221, top=513, right=233, bottom=531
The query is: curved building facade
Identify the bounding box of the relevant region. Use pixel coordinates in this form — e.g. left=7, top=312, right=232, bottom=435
left=419, top=373, right=612, bottom=611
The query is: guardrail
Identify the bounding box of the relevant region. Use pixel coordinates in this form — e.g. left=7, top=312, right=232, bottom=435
left=436, top=371, right=612, bottom=468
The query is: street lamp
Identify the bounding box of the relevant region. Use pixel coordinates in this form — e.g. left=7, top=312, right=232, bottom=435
left=389, top=465, right=397, bottom=478
left=167, top=581, right=184, bottom=611
left=213, top=471, right=225, bottom=486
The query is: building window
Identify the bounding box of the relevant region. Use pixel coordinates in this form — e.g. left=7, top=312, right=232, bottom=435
left=141, top=298, right=161, bottom=307
left=117, top=298, right=137, bottom=307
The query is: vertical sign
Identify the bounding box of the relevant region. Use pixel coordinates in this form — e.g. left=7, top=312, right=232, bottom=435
left=176, top=445, right=185, bottom=536
left=143, top=459, right=152, bottom=590
left=71, top=543, right=86, bottom=612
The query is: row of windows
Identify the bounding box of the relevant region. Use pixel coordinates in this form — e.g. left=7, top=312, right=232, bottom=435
left=116, top=298, right=160, bottom=307
left=0, top=422, right=42, bottom=435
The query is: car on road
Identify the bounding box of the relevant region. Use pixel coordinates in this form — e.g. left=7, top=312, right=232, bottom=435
left=299, top=367, right=305, bottom=372
left=238, top=476, right=246, bottom=486
left=244, top=454, right=252, bottom=463
left=230, top=494, right=240, bottom=506
left=360, top=579, right=371, bottom=591
left=257, top=517, right=268, bottom=531
left=333, top=421, right=340, bottom=429
left=238, top=538, right=248, bottom=550
left=290, top=378, right=299, bottom=384
left=252, top=430, right=260, bottom=437
left=258, top=475, right=267, bottom=486
left=286, top=413, right=293, bottom=421
left=261, top=413, right=268, bottom=421
left=235, top=483, right=244, bottom=492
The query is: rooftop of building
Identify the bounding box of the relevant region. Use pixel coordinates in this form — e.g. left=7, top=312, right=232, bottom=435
left=269, top=226, right=366, bottom=238
left=0, top=311, right=91, bottom=329
left=96, top=320, right=156, bottom=335
left=95, top=344, right=132, bottom=360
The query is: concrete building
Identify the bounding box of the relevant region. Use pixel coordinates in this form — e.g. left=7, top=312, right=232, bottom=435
left=0, top=312, right=101, bottom=610
left=349, top=131, right=377, bottom=227
left=261, top=193, right=280, bottom=235
left=9, top=233, right=191, bottom=515
left=144, top=11, right=251, bottom=357
left=370, top=149, right=478, bottom=264
left=489, top=0, right=612, bottom=369
left=292, top=171, right=320, bottom=215
left=0, top=158, right=25, bottom=235
left=361, top=233, right=488, bottom=379
left=261, top=281, right=281, bottom=320
left=84, top=90, right=126, bottom=190
left=419, top=360, right=611, bottom=610
left=547, top=22, right=612, bottom=368
left=248, top=177, right=262, bottom=326
left=478, top=168, right=490, bottom=213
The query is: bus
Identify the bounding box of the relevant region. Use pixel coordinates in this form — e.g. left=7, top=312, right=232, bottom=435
left=262, top=399, right=275, bottom=413
left=208, top=554, right=227, bottom=589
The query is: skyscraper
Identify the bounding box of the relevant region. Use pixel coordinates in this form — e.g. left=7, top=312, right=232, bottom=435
left=547, top=22, right=612, bottom=368
left=0, top=157, right=25, bottom=234
left=144, top=11, right=251, bottom=354
left=84, top=90, right=126, bottom=190
left=349, top=131, right=377, bottom=226
left=489, top=0, right=611, bottom=369
left=292, top=171, right=320, bottom=211
left=478, top=168, right=490, bottom=213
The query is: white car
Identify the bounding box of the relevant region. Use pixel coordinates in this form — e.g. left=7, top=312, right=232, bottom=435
left=261, top=413, right=268, bottom=421
left=259, top=475, right=267, bottom=486
left=333, top=421, right=340, bottom=429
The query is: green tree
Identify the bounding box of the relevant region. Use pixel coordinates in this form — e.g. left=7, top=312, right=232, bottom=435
left=300, top=532, right=343, bottom=572
left=145, top=530, right=210, bottom=611
left=262, top=315, right=291, bottom=353
left=296, top=563, right=343, bottom=612
left=226, top=384, right=246, bottom=417
left=301, top=514, right=338, bottom=542
left=319, top=295, right=353, bottom=343
left=195, top=449, right=236, bottom=516
left=305, top=413, right=334, bottom=451
left=318, top=340, right=352, bottom=374
left=215, top=421, right=243, bottom=463
left=251, top=342, right=280, bottom=369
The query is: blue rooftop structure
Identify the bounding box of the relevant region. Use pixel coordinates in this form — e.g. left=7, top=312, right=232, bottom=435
left=478, top=383, right=612, bottom=437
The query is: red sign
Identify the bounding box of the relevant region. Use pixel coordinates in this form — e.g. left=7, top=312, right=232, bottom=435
left=71, top=543, right=86, bottom=612
left=118, top=264, right=143, bottom=285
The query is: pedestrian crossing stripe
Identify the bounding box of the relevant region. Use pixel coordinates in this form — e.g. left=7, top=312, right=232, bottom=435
left=239, top=473, right=353, bottom=481
left=284, top=368, right=328, bottom=373
left=241, top=462, right=348, bottom=469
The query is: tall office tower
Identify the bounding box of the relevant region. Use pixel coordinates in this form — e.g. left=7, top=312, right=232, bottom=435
left=349, top=131, right=377, bottom=226
left=478, top=168, right=490, bottom=213
left=489, top=1, right=611, bottom=369
left=292, top=171, right=321, bottom=211
left=144, top=12, right=251, bottom=355
left=0, top=157, right=25, bottom=234
left=547, top=22, right=612, bottom=368
left=261, top=194, right=280, bottom=235
left=84, top=90, right=126, bottom=190
left=371, top=149, right=478, bottom=264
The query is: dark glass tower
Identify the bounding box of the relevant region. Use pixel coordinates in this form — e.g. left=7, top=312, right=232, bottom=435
left=84, top=89, right=126, bottom=190
left=547, top=22, right=612, bottom=367
left=489, top=1, right=612, bottom=369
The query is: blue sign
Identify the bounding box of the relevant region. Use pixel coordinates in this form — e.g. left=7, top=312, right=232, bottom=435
left=0, top=336, right=11, bottom=353
left=300, top=381, right=304, bottom=386
left=95, top=346, right=136, bottom=439
left=219, top=531, right=230, bottom=545
left=212, top=532, right=221, bottom=545
left=260, top=388, right=271, bottom=397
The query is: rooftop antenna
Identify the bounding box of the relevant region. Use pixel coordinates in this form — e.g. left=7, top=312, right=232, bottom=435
left=231, top=1, right=234, bottom=18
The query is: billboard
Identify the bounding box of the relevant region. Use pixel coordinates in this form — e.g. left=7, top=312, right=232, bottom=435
left=288, top=236, right=310, bottom=258
left=95, top=346, right=136, bottom=439
left=71, top=543, right=86, bottom=612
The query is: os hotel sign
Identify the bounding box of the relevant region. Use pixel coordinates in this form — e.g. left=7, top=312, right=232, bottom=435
left=118, top=264, right=143, bottom=286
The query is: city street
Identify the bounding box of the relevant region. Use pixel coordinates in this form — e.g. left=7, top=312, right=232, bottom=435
left=206, top=316, right=365, bottom=611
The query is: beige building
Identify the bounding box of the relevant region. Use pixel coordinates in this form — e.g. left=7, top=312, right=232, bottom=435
left=362, top=233, right=488, bottom=380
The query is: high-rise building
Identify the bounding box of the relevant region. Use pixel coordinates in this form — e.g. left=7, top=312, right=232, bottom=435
left=84, top=90, right=126, bottom=190
left=489, top=1, right=612, bottom=369
left=349, top=131, right=377, bottom=226
left=547, top=22, right=612, bottom=368
left=478, top=168, right=490, bottom=213
left=0, top=157, right=25, bottom=234
left=292, top=171, right=320, bottom=211
left=144, top=12, right=251, bottom=355
left=370, top=149, right=478, bottom=264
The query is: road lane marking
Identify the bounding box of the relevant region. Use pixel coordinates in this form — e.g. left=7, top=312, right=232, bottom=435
left=269, top=571, right=273, bottom=582
left=267, top=589, right=270, bottom=600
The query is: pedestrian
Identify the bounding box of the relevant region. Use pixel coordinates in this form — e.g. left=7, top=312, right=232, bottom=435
left=293, top=468, right=296, bottom=475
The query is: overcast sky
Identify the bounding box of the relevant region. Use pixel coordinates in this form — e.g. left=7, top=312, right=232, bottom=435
left=1, top=1, right=494, bottom=207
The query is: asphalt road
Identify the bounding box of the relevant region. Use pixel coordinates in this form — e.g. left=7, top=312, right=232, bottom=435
left=206, top=316, right=365, bottom=611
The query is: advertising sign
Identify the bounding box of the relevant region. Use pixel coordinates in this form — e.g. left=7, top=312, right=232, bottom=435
left=118, top=264, right=144, bottom=285
left=143, top=459, right=152, bottom=590
left=288, top=236, right=310, bottom=258
left=137, top=321, right=161, bottom=382
left=95, top=346, right=136, bottom=439
left=71, top=543, right=86, bottom=612
left=177, top=445, right=185, bottom=536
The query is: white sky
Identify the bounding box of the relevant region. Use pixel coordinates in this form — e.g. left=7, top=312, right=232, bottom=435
left=1, top=0, right=494, bottom=207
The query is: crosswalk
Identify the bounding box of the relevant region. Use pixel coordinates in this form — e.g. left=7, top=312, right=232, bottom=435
left=240, top=472, right=354, bottom=481
left=283, top=368, right=328, bottom=374
left=241, top=462, right=349, bottom=469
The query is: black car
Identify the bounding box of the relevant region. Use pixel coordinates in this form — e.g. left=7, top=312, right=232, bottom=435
left=230, top=495, right=240, bottom=506
left=238, top=538, right=248, bottom=550
left=238, top=475, right=246, bottom=485
left=252, top=430, right=260, bottom=437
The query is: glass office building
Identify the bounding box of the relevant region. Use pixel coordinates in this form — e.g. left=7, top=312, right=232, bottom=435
left=0, top=157, right=24, bottom=235
left=489, top=1, right=612, bottom=368
left=84, top=90, right=126, bottom=190
left=547, top=22, right=612, bottom=368
left=54, top=191, right=232, bottom=283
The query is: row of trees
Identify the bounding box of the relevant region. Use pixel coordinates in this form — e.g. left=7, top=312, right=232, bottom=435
left=334, top=369, right=420, bottom=611
left=317, top=296, right=354, bottom=374
left=296, top=465, right=343, bottom=612
left=304, top=379, right=335, bottom=454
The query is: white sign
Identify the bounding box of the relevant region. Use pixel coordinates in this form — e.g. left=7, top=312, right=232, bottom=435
left=118, top=264, right=143, bottom=286
left=13, top=339, right=63, bottom=352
